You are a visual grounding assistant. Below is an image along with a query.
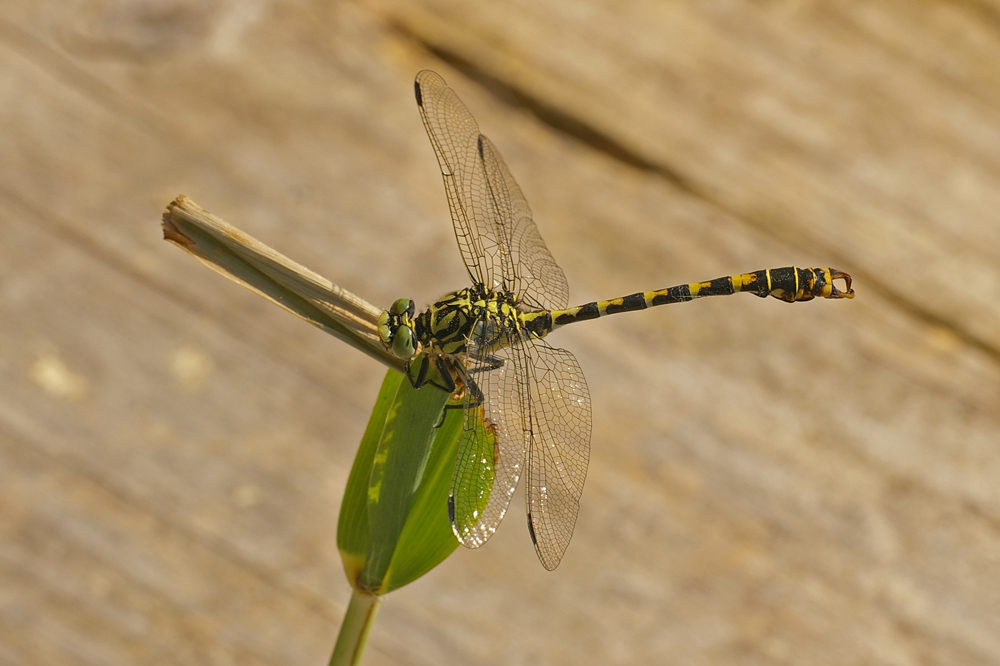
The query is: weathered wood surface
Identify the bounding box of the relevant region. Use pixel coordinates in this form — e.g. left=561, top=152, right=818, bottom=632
left=2, top=1, right=998, bottom=664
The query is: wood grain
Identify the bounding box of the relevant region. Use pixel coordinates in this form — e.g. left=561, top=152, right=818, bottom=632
left=1, top=1, right=998, bottom=664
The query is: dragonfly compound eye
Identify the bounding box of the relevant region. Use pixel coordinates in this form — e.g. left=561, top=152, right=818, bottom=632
left=391, top=324, right=416, bottom=359
left=390, top=298, right=414, bottom=316
left=377, top=310, right=393, bottom=346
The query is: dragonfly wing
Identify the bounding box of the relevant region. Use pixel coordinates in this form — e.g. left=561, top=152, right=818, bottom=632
left=477, top=134, right=569, bottom=310
left=415, top=70, right=569, bottom=310
left=415, top=70, right=495, bottom=289
left=449, top=334, right=527, bottom=549
left=521, top=340, right=591, bottom=570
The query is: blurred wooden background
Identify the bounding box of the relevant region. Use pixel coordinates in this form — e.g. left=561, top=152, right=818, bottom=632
left=2, top=1, right=999, bottom=664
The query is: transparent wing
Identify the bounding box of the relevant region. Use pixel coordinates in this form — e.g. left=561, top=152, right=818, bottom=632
left=521, top=340, right=591, bottom=570
left=414, top=70, right=569, bottom=310
left=478, top=135, right=569, bottom=310
left=414, top=70, right=490, bottom=288
left=449, top=329, right=528, bottom=549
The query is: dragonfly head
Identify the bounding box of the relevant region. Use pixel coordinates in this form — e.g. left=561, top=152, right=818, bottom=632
left=378, top=298, right=418, bottom=359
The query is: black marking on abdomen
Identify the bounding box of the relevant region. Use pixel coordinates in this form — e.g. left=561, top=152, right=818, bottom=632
left=767, top=267, right=796, bottom=292
left=555, top=302, right=600, bottom=325
left=650, top=285, right=691, bottom=306
left=736, top=270, right=768, bottom=297
left=524, top=311, right=552, bottom=338
left=572, top=302, right=601, bottom=323
left=700, top=276, right=738, bottom=297
left=604, top=292, right=648, bottom=315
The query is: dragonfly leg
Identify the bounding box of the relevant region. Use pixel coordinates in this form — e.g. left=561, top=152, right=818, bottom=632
left=466, top=353, right=504, bottom=375
left=427, top=354, right=458, bottom=393
left=406, top=351, right=458, bottom=393
left=440, top=350, right=500, bottom=419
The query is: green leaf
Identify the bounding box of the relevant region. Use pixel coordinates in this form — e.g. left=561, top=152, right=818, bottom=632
left=448, top=403, right=497, bottom=545
left=337, top=369, right=466, bottom=594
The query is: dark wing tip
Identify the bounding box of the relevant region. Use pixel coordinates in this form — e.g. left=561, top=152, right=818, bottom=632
left=414, top=79, right=423, bottom=106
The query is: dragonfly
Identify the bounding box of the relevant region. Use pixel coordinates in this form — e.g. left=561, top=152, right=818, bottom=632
left=378, top=70, right=854, bottom=570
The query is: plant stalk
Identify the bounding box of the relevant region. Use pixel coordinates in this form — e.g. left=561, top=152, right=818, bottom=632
left=329, top=589, right=382, bottom=666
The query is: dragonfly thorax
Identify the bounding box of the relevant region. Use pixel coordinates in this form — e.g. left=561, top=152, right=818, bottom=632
left=416, top=285, right=523, bottom=356
left=379, top=285, right=536, bottom=363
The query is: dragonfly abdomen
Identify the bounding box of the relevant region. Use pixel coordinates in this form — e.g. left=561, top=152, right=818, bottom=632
left=546, top=267, right=853, bottom=331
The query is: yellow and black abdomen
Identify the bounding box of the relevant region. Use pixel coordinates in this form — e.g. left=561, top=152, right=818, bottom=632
left=544, top=267, right=853, bottom=332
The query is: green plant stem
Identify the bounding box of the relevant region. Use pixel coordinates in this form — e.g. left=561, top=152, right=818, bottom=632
left=329, top=590, right=382, bottom=666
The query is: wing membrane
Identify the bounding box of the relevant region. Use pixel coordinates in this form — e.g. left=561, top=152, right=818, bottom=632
left=415, top=70, right=494, bottom=289
left=476, top=135, right=569, bottom=309
left=522, top=341, right=591, bottom=570
left=415, top=70, right=569, bottom=310
left=449, top=329, right=527, bottom=549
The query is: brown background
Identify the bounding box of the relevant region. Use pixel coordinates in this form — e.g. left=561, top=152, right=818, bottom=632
left=2, top=1, right=999, bottom=664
